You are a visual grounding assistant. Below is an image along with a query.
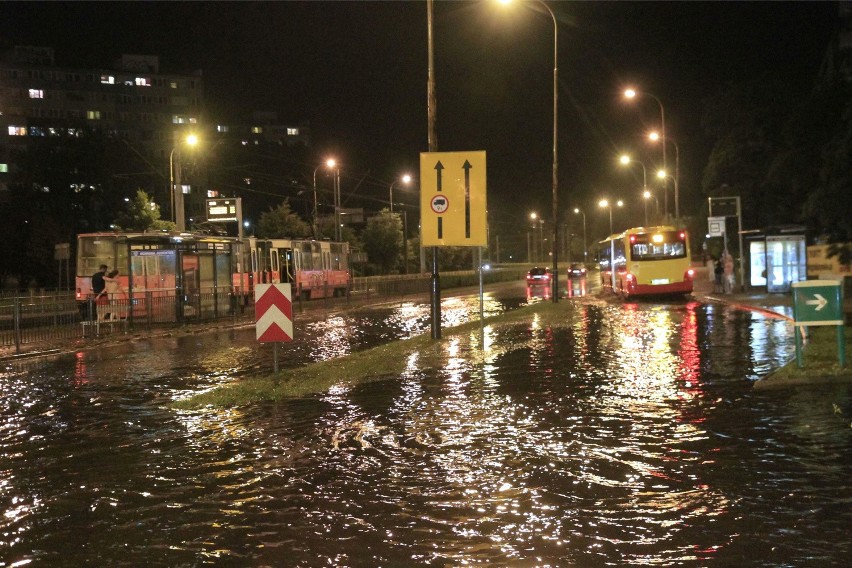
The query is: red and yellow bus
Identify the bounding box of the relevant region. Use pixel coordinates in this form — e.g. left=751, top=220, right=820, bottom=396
left=599, top=226, right=694, bottom=298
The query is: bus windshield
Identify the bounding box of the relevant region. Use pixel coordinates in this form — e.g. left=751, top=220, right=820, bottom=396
left=630, top=232, right=687, bottom=261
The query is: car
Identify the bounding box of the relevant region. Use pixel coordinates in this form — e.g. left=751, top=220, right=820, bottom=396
left=566, top=262, right=587, bottom=279
left=526, top=266, right=551, bottom=286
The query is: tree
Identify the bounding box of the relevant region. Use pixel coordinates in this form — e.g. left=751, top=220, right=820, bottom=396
left=256, top=200, right=311, bottom=238
left=361, top=209, right=403, bottom=274
left=113, top=189, right=175, bottom=232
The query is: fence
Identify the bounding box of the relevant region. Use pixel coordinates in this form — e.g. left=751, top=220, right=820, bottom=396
left=0, top=266, right=529, bottom=355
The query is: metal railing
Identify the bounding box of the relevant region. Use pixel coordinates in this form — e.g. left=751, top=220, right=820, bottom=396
left=0, top=267, right=529, bottom=355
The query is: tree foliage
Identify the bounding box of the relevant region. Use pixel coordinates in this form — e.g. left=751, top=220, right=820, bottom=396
left=256, top=200, right=311, bottom=239
left=361, top=209, right=403, bottom=274
left=113, top=189, right=175, bottom=232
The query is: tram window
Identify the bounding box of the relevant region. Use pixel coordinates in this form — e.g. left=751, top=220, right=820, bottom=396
left=279, top=249, right=294, bottom=282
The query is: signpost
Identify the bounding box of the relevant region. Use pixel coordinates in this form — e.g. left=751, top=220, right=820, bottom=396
left=419, top=151, right=488, bottom=340
left=255, top=283, right=294, bottom=372
left=791, top=280, right=845, bottom=368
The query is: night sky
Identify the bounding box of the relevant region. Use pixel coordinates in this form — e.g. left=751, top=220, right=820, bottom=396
left=2, top=1, right=839, bottom=239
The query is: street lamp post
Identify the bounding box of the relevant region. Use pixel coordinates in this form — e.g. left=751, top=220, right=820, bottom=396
left=502, top=0, right=559, bottom=301
left=599, top=198, right=623, bottom=292
left=624, top=87, right=667, bottom=174
left=649, top=131, right=680, bottom=227
left=312, top=158, right=336, bottom=239
left=169, top=133, right=198, bottom=232
left=618, top=154, right=649, bottom=224
left=656, top=169, right=679, bottom=228
left=573, top=207, right=586, bottom=262
left=642, top=190, right=659, bottom=227
left=389, top=174, right=412, bottom=214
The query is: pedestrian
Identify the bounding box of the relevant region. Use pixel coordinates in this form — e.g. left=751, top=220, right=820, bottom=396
left=723, top=253, right=735, bottom=293
left=91, top=264, right=108, bottom=296
left=102, top=269, right=125, bottom=321
left=713, top=258, right=723, bottom=293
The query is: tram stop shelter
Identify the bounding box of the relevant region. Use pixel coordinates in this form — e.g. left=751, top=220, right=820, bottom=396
left=744, top=225, right=807, bottom=293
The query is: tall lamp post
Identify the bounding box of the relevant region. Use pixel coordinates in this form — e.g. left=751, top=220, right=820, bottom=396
left=500, top=0, right=560, bottom=302
left=624, top=88, right=667, bottom=217
left=170, top=133, right=198, bottom=232
left=530, top=212, right=545, bottom=263
left=649, top=131, right=680, bottom=227
left=312, top=158, right=336, bottom=239
left=599, top=198, right=623, bottom=292
left=642, top=190, right=659, bottom=227
left=389, top=173, right=412, bottom=214
left=656, top=169, right=679, bottom=228
left=573, top=207, right=586, bottom=263
left=618, top=154, right=649, bottom=224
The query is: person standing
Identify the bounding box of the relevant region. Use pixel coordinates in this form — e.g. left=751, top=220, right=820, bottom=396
left=102, top=269, right=124, bottom=321
left=90, top=264, right=108, bottom=321
left=91, top=264, right=108, bottom=296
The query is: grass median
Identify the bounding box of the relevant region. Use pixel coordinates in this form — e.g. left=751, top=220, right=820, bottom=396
left=756, top=324, right=852, bottom=388
left=171, top=299, right=578, bottom=410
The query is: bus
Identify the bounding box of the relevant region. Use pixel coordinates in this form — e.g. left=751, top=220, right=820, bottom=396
left=599, top=226, right=695, bottom=298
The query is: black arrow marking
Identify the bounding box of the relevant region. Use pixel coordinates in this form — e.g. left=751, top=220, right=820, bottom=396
left=463, top=160, right=472, bottom=238
left=435, top=161, right=444, bottom=192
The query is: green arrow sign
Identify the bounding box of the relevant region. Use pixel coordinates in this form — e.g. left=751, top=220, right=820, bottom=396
left=792, top=280, right=843, bottom=326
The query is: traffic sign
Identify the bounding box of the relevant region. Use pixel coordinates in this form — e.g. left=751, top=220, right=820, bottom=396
left=708, top=216, right=726, bottom=237
left=792, top=280, right=843, bottom=326
left=255, top=283, right=294, bottom=342
left=420, top=151, right=487, bottom=246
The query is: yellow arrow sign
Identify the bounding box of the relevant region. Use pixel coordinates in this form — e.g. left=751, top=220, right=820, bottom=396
left=419, top=151, right=487, bottom=247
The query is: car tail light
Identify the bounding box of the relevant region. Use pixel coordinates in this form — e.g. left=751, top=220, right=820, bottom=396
left=685, top=269, right=695, bottom=280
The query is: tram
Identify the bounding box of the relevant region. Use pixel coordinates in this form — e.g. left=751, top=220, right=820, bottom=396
left=598, top=226, right=695, bottom=298
left=75, top=232, right=351, bottom=320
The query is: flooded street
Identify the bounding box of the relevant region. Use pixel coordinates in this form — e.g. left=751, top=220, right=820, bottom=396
left=1, top=281, right=850, bottom=566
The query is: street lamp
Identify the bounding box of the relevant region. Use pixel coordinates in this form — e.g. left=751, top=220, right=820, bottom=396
left=389, top=173, right=412, bottom=214
left=624, top=87, right=667, bottom=190
left=530, top=212, right=545, bottom=263
left=501, top=0, right=560, bottom=302
left=656, top=168, right=679, bottom=228
left=618, top=154, right=648, bottom=224
left=573, top=207, right=586, bottom=262
left=312, top=158, right=336, bottom=239
left=598, top=198, right=623, bottom=292
left=169, top=133, right=198, bottom=232
left=642, top=190, right=659, bottom=227
left=649, top=131, right=680, bottom=227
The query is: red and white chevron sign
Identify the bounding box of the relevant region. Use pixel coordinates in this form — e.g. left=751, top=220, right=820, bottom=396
left=254, top=283, right=293, bottom=342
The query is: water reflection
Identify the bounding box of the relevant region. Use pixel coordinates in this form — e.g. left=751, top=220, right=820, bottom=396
left=0, top=293, right=849, bottom=565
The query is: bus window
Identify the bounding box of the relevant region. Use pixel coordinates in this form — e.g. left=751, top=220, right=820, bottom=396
left=630, top=232, right=687, bottom=260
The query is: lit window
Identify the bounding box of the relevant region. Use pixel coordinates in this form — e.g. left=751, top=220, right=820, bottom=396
left=251, top=126, right=263, bottom=134
left=87, top=110, right=101, bottom=120
left=29, top=89, right=44, bottom=99
left=100, top=75, right=114, bottom=84
left=0, top=164, right=8, bottom=173
left=216, top=125, right=229, bottom=133
left=135, top=77, right=151, bottom=87
left=29, top=126, right=45, bottom=136
left=287, top=128, right=299, bottom=136
left=8, top=126, right=27, bottom=136
left=189, top=117, right=197, bottom=124
left=170, top=81, right=178, bottom=89
left=172, top=115, right=186, bottom=124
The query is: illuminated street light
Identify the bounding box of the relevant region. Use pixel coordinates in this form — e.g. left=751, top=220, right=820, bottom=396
left=618, top=154, right=648, bottom=220
left=623, top=86, right=667, bottom=196
left=311, top=158, right=337, bottom=239
left=573, top=207, right=587, bottom=262
left=649, top=130, right=680, bottom=227
left=389, top=173, right=412, bottom=214
left=501, top=0, right=560, bottom=303
left=170, top=132, right=198, bottom=232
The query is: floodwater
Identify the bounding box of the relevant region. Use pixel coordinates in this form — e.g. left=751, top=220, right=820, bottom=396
left=1, top=281, right=850, bottom=566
